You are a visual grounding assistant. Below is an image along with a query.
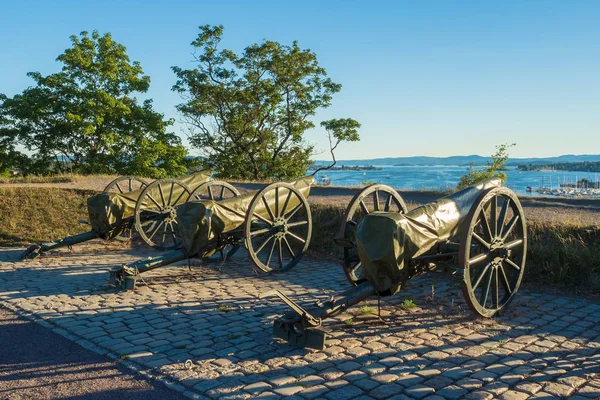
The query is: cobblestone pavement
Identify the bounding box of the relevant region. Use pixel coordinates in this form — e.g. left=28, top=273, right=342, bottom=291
left=1, top=243, right=599, bottom=400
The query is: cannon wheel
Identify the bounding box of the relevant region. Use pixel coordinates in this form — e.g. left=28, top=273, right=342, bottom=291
left=460, top=187, right=527, bottom=318
left=135, top=179, right=192, bottom=250
left=244, top=182, right=312, bottom=273
left=338, top=184, right=407, bottom=285
left=103, top=176, right=149, bottom=193
left=188, top=181, right=242, bottom=260
left=188, top=181, right=240, bottom=202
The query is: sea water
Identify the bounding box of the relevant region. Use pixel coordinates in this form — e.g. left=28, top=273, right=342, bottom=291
left=309, top=165, right=600, bottom=196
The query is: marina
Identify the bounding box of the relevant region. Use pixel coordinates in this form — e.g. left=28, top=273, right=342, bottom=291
left=310, top=165, right=600, bottom=198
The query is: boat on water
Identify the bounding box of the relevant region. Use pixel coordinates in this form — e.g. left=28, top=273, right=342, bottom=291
left=318, top=175, right=332, bottom=186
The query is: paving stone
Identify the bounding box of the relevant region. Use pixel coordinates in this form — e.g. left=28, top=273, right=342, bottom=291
left=403, top=384, right=435, bottom=398
left=325, top=385, right=363, bottom=400
left=435, top=385, right=468, bottom=400
left=369, top=383, right=404, bottom=399
left=3, top=249, right=600, bottom=400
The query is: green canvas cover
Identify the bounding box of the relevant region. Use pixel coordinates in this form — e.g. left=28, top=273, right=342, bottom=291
left=355, top=178, right=502, bottom=295
left=87, top=171, right=212, bottom=239
left=176, top=176, right=314, bottom=257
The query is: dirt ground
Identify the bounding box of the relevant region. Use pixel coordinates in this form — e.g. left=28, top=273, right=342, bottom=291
left=2, top=176, right=599, bottom=226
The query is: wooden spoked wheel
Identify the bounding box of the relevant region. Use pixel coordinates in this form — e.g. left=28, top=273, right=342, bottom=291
left=460, top=187, right=527, bottom=318
left=244, top=183, right=312, bottom=273
left=338, top=184, right=407, bottom=285
left=134, top=179, right=192, bottom=250
left=188, top=181, right=242, bottom=260
left=187, top=181, right=240, bottom=202
left=103, top=176, right=149, bottom=193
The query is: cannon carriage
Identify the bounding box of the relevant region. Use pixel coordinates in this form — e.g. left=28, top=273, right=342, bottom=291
left=109, top=176, right=314, bottom=290
left=263, top=178, right=527, bottom=349
left=21, top=171, right=239, bottom=259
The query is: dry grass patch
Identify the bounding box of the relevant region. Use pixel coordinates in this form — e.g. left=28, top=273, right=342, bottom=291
left=0, top=187, right=93, bottom=246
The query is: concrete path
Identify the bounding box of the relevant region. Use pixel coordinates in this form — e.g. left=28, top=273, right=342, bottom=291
left=1, top=244, right=600, bottom=399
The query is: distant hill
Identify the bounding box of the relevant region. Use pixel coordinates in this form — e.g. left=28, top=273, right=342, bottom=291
left=312, top=154, right=600, bottom=167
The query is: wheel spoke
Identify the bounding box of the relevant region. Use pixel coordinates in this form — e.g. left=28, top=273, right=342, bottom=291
left=501, top=214, right=520, bottom=241
left=287, top=220, right=308, bottom=228
left=287, top=231, right=306, bottom=244
left=281, top=190, right=293, bottom=217
left=472, top=262, right=492, bottom=290
left=504, top=239, right=523, bottom=249
left=490, top=196, right=498, bottom=237
left=158, top=184, right=166, bottom=208
left=468, top=252, right=488, bottom=265
left=256, top=234, right=274, bottom=254
left=171, top=187, right=187, bottom=206
left=146, top=193, right=163, bottom=210
left=384, top=195, right=393, bottom=212
left=168, top=182, right=175, bottom=206
left=480, top=267, right=493, bottom=307
left=497, top=197, right=510, bottom=235
left=473, top=233, right=491, bottom=250
left=250, top=227, right=271, bottom=237
left=207, top=185, right=214, bottom=200
left=147, top=220, right=165, bottom=240
left=219, top=185, right=225, bottom=200
left=359, top=200, right=369, bottom=214
left=116, top=183, right=124, bottom=194
left=170, top=223, right=178, bottom=247
left=492, top=267, right=499, bottom=309
left=128, top=179, right=133, bottom=192
left=479, top=210, right=493, bottom=242
left=252, top=211, right=273, bottom=225
left=499, top=264, right=513, bottom=294
left=373, top=191, right=380, bottom=211
left=277, top=238, right=283, bottom=268
left=283, top=237, right=296, bottom=258
left=284, top=203, right=303, bottom=221
left=262, top=196, right=276, bottom=222
left=504, top=258, right=522, bottom=271
left=161, top=221, right=169, bottom=245
left=266, top=238, right=277, bottom=266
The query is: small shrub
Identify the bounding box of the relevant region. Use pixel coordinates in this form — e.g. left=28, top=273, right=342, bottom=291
left=217, top=304, right=233, bottom=312
left=458, top=143, right=514, bottom=189
left=358, top=305, right=377, bottom=315
left=399, top=299, right=417, bottom=310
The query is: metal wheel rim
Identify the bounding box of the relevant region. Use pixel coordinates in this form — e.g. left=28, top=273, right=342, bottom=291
left=187, top=181, right=240, bottom=202
left=103, top=176, right=149, bottom=193
left=135, top=179, right=192, bottom=250
left=338, top=184, right=407, bottom=285
left=244, top=182, right=312, bottom=273
left=460, top=187, right=527, bottom=318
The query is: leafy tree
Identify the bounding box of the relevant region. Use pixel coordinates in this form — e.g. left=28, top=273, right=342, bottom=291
left=0, top=30, right=188, bottom=178
left=458, top=143, right=515, bottom=189
left=172, top=25, right=354, bottom=180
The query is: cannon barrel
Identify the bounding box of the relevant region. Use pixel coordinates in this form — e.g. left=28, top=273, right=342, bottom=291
left=262, top=281, right=377, bottom=350
left=108, top=249, right=189, bottom=290
left=22, top=231, right=99, bottom=260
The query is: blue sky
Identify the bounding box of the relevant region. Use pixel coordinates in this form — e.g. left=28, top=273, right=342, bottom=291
left=1, top=1, right=599, bottom=160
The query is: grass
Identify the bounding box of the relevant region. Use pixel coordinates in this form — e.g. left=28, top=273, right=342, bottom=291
left=217, top=304, right=233, bottom=312
left=0, top=187, right=94, bottom=246
left=358, top=305, right=377, bottom=315
left=399, top=299, right=417, bottom=310
left=0, top=175, right=76, bottom=184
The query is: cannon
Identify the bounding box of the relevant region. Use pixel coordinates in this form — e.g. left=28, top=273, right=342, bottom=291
left=21, top=171, right=239, bottom=259
left=108, top=176, right=314, bottom=290
left=263, top=178, right=527, bottom=349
